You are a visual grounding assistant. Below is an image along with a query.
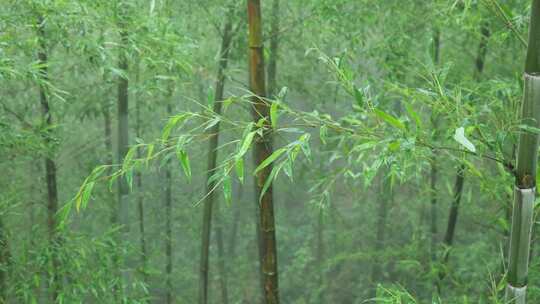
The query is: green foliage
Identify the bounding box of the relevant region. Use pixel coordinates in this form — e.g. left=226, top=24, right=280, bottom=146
left=2, top=0, right=540, bottom=303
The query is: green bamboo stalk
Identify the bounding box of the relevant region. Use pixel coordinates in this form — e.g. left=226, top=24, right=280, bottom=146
left=267, top=0, right=280, bottom=97
left=116, top=8, right=130, bottom=298
left=199, top=6, right=234, bottom=303
left=0, top=215, right=8, bottom=303
left=134, top=59, right=149, bottom=294
left=37, top=14, right=61, bottom=302
left=507, top=187, right=535, bottom=303
left=437, top=22, right=490, bottom=296
left=247, top=0, right=280, bottom=303
left=429, top=27, right=440, bottom=268
left=505, top=2, right=540, bottom=302
left=506, top=73, right=540, bottom=303
left=165, top=87, right=174, bottom=304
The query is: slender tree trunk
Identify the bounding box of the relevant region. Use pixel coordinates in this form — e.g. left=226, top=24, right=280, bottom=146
left=505, top=2, right=540, bottom=302
left=443, top=167, right=466, bottom=250
left=439, top=165, right=465, bottom=267
left=115, top=9, right=130, bottom=298
left=228, top=182, right=243, bottom=258
left=429, top=159, right=438, bottom=259
left=215, top=206, right=229, bottom=304
left=134, top=62, right=149, bottom=290
left=429, top=28, right=440, bottom=279
left=198, top=8, right=235, bottom=304
left=437, top=23, right=490, bottom=291
left=247, top=1, right=280, bottom=303
left=370, top=174, right=391, bottom=297
left=102, top=96, right=119, bottom=303
left=103, top=105, right=113, bottom=171
left=267, top=0, right=280, bottom=97
left=165, top=100, right=173, bottom=304
left=37, top=15, right=61, bottom=302
left=0, top=216, right=9, bottom=303
left=316, top=207, right=325, bottom=304
left=116, top=27, right=130, bottom=231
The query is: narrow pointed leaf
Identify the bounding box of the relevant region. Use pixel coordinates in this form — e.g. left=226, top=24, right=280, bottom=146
left=374, top=109, right=405, bottom=131
left=453, top=127, right=476, bottom=153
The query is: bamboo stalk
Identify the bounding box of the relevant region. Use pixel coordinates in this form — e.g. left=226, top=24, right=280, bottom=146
left=165, top=92, right=174, bottom=304
left=267, top=0, right=280, bottom=97
left=505, top=2, right=540, bottom=301
left=116, top=10, right=130, bottom=298
left=506, top=72, right=540, bottom=303
left=430, top=27, right=440, bottom=275
left=37, top=14, right=61, bottom=302
left=134, top=59, right=149, bottom=293
left=247, top=1, right=280, bottom=303
left=0, top=216, right=8, bottom=303
left=437, top=22, right=490, bottom=294
left=198, top=6, right=235, bottom=304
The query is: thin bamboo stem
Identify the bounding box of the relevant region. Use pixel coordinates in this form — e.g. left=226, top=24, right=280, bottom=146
left=199, top=6, right=235, bottom=304
left=247, top=0, right=280, bottom=303
left=37, top=14, right=61, bottom=302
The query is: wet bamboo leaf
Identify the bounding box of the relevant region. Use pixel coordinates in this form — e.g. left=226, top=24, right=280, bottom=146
left=123, top=145, right=137, bottom=171
left=405, top=103, right=422, bottom=130
left=146, top=144, right=154, bottom=167
left=235, top=158, right=244, bottom=184
left=125, top=169, right=133, bottom=191
left=270, top=101, right=279, bottom=129
left=283, top=157, right=294, bottom=181
left=238, top=130, right=256, bottom=159
left=223, top=175, right=232, bottom=205
left=319, top=125, right=328, bottom=145
left=453, top=127, right=476, bottom=153
left=177, top=149, right=191, bottom=181
left=204, top=117, right=221, bottom=131
left=374, top=109, right=405, bottom=131
left=259, top=163, right=281, bottom=202
left=162, top=114, right=188, bottom=143
left=255, top=147, right=287, bottom=174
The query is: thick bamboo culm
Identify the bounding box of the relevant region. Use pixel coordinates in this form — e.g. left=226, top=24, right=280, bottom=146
left=506, top=72, right=540, bottom=303
left=506, top=187, right=535, bottom=304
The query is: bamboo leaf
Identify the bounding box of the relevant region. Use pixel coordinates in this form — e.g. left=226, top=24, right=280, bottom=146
left=463, top=159, right=482, bottom=177
left=259, top=164, right=281, bottom=202
left=518, top=124, right=540, bottom=134
left=57, top=202, right=73, bottom=230
left=78, top=182, right=95, bottom=212
left=277, top=86, right=288, bottom=100
left=207, top=87, right=215, bottom=105
left=299, top=134, right=312, bottom=160
left=405, top=103, right=422, bottom=130
left=204, top=117, right=220, bottom=131
left=146, top=144, right=154, bottom=167
left=222, top=97, right=234, bottom=112
left=374, top=109, right=405, bottom=131
left=177, top=149, right=191, bottom=181
left=237, top=130, right=256, bottom=159
left=453, top=127, right=476, bottom=153
left=162, top=114, right=188, bottom=143
left=223, top=175, right=232, bottom=205
left=235, top=158, right=244, bottom=184
left=283, top=157, right=294, bottom=181
left=354, top=87, right=364, bottom=106
left=254, top=148, right=287, bottom=174
left=270, top=102, right=279, bottom=129
left=123, top=146, right=137, bottom=171
left=319, top=125, right=328, bottom=145
left=125, top=169, right=133, bottom=191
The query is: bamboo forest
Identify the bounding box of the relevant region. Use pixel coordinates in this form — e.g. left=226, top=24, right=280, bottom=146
left=7, top=0, right=540, bottom=303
